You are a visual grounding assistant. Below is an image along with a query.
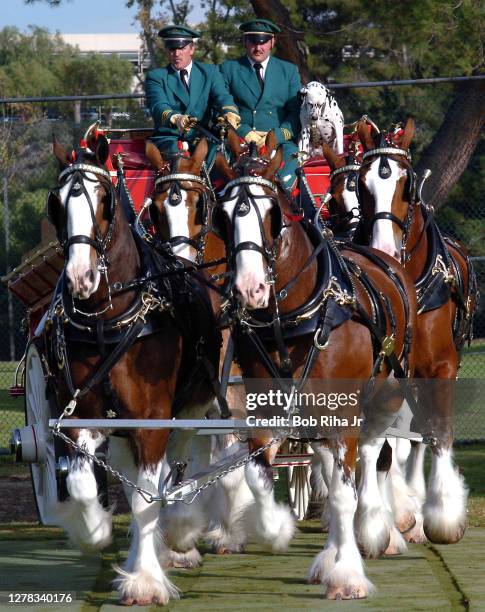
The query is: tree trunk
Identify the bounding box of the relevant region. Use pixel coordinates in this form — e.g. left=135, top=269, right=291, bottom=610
left=250, top=0, right=310, bottom=83
left=416, top=79, right=485, bottom=210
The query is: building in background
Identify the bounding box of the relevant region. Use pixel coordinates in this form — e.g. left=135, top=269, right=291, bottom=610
left=60, top=33, right=148, bottom=93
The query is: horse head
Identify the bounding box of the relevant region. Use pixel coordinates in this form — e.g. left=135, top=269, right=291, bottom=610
left=146, top=138, right=210, bottom=262
left=322, top=142, right=361, bottom=237
left=215, top=129, right=285, bottom=309
left=48, top=127, right=115, bottom=300
left=357, top=117, right=415, bottom=260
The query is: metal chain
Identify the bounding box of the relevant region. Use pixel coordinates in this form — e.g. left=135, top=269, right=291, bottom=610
left=52, top=427, right=281, bottom=505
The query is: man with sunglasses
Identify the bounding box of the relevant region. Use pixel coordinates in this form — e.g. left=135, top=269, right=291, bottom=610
left=219, top=19, right=301, bottom=197
left=145, top=25, right=240, bottom=160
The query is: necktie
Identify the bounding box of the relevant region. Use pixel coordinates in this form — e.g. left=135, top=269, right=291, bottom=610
left=253, top=63, right=264, bottom=90
left=180, top=69, right=189, bottom=93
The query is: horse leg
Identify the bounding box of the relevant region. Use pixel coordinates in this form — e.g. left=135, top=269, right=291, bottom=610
left=402, top=440, right=427, bottom=543
left=160, top=421, right=213, bottom=567
left=243, top=438, right=295, bottom=552
left=355, top=436, right=393, bottom=557
left=407, top=440, right=427, bottom=502
left=310, top=440, right=333, bottom=531
left=309, top=438, right=374, bottom=599
left=115, top=432, right=178, bottom=606
left=421, top=363, right=467, bottom=544
left=57, top=429, right=112, bottom=552
left=387, top=438, right=418, bottom=533
left=376, top=441, right=407, bottom=556
left=205, top=435, right=252, bottom=554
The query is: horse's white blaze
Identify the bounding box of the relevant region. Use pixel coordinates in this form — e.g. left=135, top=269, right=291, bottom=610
left=223, top=185, right=272, bottom=309
left=57, top=429, right=112, bottom=551
left=164, top=190, right=193, bottom=261
left=366, top=159, right=407, bottom=259
left=60, top=173, right=101, bottom=298
left=423, top=447, right=467, bottom=543
left=342, top=185, right=359, bottom=218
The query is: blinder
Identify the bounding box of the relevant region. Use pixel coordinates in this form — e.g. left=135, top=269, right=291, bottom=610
left=211, top=206, right=228, bottom=241
left=270, top=204, right=282, bottom=238
left=46, top=189, right=63, bottom=238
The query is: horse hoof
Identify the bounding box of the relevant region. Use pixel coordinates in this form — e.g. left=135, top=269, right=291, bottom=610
left=395, top=511, right=416, bottom=534
left=326, top=585, right=367, bottom=600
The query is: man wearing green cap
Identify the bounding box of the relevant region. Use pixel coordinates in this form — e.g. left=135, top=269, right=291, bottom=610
left=219, top=19, right=301, bottom=195
left=145, top=25, right=241, bottom=159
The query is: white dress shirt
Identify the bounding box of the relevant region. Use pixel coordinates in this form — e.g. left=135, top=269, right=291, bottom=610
left=174, top=61, right=193, bottom=86
left=247, top=56, right=270, bottom=82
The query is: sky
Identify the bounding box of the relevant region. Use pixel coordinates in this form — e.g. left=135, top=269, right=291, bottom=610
left=1, top=0, right=204, bottom=34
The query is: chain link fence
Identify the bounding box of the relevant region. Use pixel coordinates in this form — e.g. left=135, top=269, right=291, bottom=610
left=0, top=96, right=483, bottom=450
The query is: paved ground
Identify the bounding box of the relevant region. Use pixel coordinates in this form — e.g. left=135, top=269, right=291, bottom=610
left=0, top=524, right=483, bottom=611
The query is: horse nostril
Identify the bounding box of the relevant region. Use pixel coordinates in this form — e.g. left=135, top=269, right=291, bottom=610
left=254, top=283, right=265, bottom=296
left=85, top=270, right=94, bottom=283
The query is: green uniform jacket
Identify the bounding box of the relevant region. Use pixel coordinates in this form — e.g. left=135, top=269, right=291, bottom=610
left=145, top=61, right=238, bottom=154
left=219, top=55, right=301, bottom=146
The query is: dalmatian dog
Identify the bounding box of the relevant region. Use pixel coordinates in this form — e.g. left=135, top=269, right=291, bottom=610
left=298, top=81, right=344, bottom=156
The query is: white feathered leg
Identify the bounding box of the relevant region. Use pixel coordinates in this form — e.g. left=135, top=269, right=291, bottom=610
left=308, top=444, right=374, bottom=599
left=159, top=428, right=211, bottom=568
left=205, top=436, right=253, bottom=554
left=57, top=429, right=112, bottom=552
left=423, top=446, right=467, bottom=544
left=403, top=440, right=427, bottom=543
left=377, top=466, right=407, bottom=556
left=115, top=462, right=179, bottom=606
left=310, top=441, right=333, bottom=531
left=387, top=438, right=418, bottom=533
left=354, top=437, right=394, bottom=558
left=243, top=457, right=295, bottom=552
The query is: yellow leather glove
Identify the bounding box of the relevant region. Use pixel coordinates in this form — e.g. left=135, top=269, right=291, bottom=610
left=256, top=131, right=269, bottom=147
left=224, top=112, right=241, bottom=130
left=170, top=113, right=192, bottom=134
left=245, top=130, right=266, bottom=144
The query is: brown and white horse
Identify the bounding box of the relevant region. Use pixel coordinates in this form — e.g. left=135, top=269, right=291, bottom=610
left=323, top=141, right=426, bottom=548
left=356, top=117, right=477, bottom=544
left=47, top=132, right=219, bottom=605
left=145, top=139, right=260, bottom=560
left=213, top=130, right=418, bottom=598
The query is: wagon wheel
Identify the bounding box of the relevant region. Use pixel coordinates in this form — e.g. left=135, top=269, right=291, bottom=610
left=23, top=341, right=60, bottom=525
left=285, top=440, right=313, bottom=521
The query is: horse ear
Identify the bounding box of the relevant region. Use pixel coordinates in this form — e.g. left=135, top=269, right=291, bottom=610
left=262, top=146, right=283, bottom=180
left=52, top=135, right=70, bottom=166
left=357, top=120, right=375, bottom=152
left=226, top=127, right=243, bottom=159
left=214, top=152, right=236, bottom=181
left=95, top=134, right=110, bottom=166
left=191, top=137, right=208, bottom=169
left=145, top=140, right=166, bottom=171
left=322, top=143, right=343, bottom=170
left=399, top=117, right=415, bottom=150
left=264, top=130, right=277, bottom=155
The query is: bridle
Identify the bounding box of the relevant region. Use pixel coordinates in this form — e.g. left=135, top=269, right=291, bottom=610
left=148, top=157, right=213, bottom=265
left=219, top=173, right=282, bottom=285
left=50, top=160, right=118, bottom=317
left=359, top=134, right=417, bottom=263
left=329, top=158, right=362, bottom=236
